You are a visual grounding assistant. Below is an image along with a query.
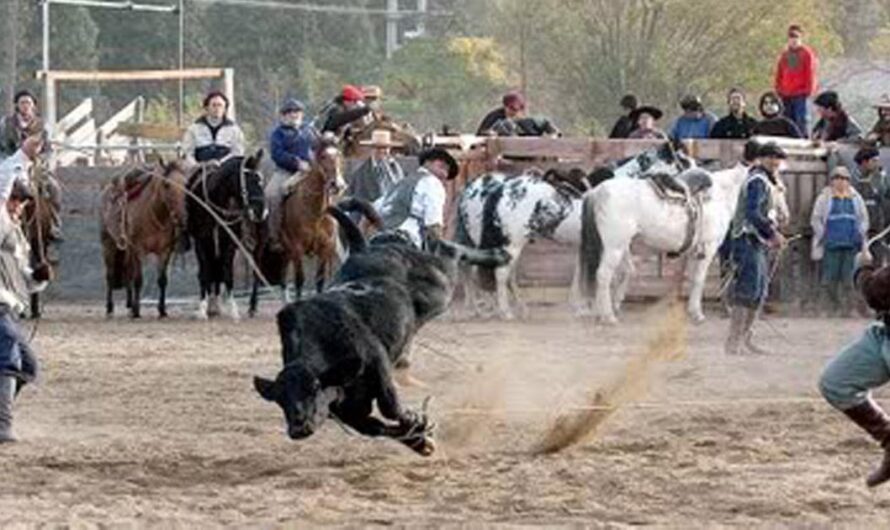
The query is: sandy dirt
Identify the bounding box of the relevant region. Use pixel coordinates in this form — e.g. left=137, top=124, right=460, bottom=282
left=1, top=300, right=889, bottom=528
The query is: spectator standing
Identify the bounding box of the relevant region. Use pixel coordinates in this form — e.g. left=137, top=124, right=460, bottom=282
left=627, top=106, right=668, bottom=140
left=811, top=166, right=869, bottom=315
left=609, top=94, right=639, bottom=139
left=866, top=94, right=890, bottom=147
left=751, top=91, right=803, bottom=138
left=774, top=24, right=818, bottom=136
left=477, top=91, right=526, bottom=136
left=812, top=91, right=862, bottom=142
left=854, top=147, right=890, bottom=264
left=668, top=95, right=717, bottom=141
left=711, top=88, right=758, bottom=139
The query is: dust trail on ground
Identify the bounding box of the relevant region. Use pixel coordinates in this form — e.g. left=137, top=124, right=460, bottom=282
left=437, top=362, right=510, bottom=451
left=532, top=297, right=688, bottom=455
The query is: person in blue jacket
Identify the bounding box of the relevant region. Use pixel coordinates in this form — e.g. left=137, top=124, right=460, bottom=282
left=725, top=142, right=787, bottom=355
left=266, top=98, right=316, bottom=250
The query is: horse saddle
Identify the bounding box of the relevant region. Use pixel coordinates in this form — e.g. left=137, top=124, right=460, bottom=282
left=647, top=169, right=713, bottom=259
left=648, top=169, right=712, bottom=203
left=114, top=166, right=152, bottom=202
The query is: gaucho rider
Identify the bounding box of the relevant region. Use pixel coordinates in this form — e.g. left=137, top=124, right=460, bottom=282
left=0, top=90, right=63, bottom=252
left=266, top=98, right=316, bottom=251
left=182, top=91, right=245, bottom=169
left=725, top=142, right=787, bottom=355
left=375, top=146, right=459, bottom=248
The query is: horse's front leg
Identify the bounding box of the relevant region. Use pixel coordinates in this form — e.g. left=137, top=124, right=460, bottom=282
left=194, top=243, right=210, bottom=320
left=222, top=247, right=239, bottom=322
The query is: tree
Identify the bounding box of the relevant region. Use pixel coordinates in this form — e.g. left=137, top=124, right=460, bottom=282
left=380, top=37, right=511, bottom=132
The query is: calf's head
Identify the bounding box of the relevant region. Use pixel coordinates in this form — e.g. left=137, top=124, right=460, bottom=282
left=254, top=364, right=341, bottom=440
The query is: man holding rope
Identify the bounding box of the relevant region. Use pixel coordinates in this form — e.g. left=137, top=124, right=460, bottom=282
left=820, top=252, right=890, bottom=487
left=725, top=142, right=787, bottom=355
left=0, top=180, right=52, bottom=442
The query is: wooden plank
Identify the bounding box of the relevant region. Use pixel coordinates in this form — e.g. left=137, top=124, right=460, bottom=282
left=56, top=98, right=93, bottom=134
left=487, top=137, right=592, bottom=160
left=39, top=68, right=227, bottom=82
left=114, top=122, right=185, bottom=142
left=98, top=98, right=140, bottom=137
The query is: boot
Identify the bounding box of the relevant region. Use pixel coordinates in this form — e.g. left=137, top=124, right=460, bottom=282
left=740, top=307, right=771, bottom=355
left=0, top=376, right=17, bottom=443
left=842, top=399, right=890, bottom=488
left=724, top=306, right=746, bottom=355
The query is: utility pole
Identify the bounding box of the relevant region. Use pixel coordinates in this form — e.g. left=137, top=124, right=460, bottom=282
left=385, top=0, right=398, bottom=59
left=2, top=0, right=19, bottom=113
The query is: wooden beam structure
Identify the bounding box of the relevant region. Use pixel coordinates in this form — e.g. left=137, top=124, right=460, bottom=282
left=37, top=67, right=229, bottom=82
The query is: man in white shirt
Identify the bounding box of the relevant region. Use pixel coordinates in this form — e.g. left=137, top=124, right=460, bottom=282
left=0, top=135, right=43, bottom=203
left=375, top=147, right=459, bottom=248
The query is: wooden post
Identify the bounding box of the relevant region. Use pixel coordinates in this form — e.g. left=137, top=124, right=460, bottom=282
left=223, top=68, right=236, bottom=120
left=44, top=74, right=57, bottom=167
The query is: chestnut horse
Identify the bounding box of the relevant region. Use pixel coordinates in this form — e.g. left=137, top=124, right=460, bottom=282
left=248, top=138, right=346, bottom=314
left=100, top=160, right=186, bottom=318
left=21, top=165, right=56, bottom=319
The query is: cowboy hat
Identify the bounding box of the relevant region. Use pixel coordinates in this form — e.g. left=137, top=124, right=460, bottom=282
left=758, top=142, right=788, bottom=159
left=418, top=147, right=459, bottom=180
left=362, top=85, right=383, bottom=100
left=629, top=105, right=663, bottom=122
left=359, top=129, right=404, bottom=148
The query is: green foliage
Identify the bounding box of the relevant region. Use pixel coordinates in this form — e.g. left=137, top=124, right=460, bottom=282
left=380, top=37, right=511, bottom=132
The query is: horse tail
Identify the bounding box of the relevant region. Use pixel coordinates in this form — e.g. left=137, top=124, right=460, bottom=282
left=579, top=193, right=603, bottom=298
left=335, top=197, right=383, bottom=229
left=326, top=204, right=367, bottom=254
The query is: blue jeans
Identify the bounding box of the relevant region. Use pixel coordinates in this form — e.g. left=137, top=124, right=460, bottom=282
left=782, top=96, right=808, bottom=137
left=730, top=236, right=768, bottom=308
left=820, top=324, right=890, bottom=410
left=0, top=312, right=37, bottom=384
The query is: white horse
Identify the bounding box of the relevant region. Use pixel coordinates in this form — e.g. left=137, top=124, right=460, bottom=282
left=577, top=163, right=789, bottom=324
left=455, top=143, right=691, bottom=319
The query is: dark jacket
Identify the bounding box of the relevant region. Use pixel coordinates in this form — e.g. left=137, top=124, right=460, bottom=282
left=321, top=103, right=372, bottom=136
left=609, top=114, right=637, bottom=139
left=491, top=117, right=559, bottom=137
left=752, top=116, right=802, bottom=138
left=812, top=111, right=862, bottom=142
left=710, top=113, right=758, bottom=139
left=477, top=107, right=507, bottom=135
left=270, top=123, right=315, bottom=173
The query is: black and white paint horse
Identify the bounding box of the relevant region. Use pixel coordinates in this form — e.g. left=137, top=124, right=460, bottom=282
left=186, top=151, right=267, bottom=320
left=455, top=143, right=692, bottom=319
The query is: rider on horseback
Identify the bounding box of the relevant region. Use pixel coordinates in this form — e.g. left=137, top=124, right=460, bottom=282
left=317, top=85, right=373, bottom=142
left=182, top=91, right=245, bottom=169
left=0, top=91, right=63, bottom=247
left=267, top=98, right=316, bottom=251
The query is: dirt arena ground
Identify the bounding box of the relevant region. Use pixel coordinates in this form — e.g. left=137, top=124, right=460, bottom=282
left=1, top=299, right=889, bottom=528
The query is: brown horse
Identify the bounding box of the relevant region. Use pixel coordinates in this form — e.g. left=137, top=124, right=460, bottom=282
left=100, top=160, right=187, bottom=318
left=248, top=137, right=346, bottom=314
left=21, top=165, right=56, bottom=319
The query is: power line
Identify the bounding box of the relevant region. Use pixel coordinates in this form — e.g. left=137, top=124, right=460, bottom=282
left=191, top=0, right=448, bottom=18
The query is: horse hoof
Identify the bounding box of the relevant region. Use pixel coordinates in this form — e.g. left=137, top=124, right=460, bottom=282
left=597, top=315, right=619, bottom=326
left=689, top=313, right=706, bottom=325
left=158, top=313, right=168, bottom=320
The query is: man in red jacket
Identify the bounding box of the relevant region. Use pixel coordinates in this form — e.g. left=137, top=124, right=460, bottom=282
left=774, top=24, right=818, bottom=136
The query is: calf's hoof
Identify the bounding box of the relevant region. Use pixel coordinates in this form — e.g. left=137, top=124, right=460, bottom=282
left=403, top=435, right=436, bottom=457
